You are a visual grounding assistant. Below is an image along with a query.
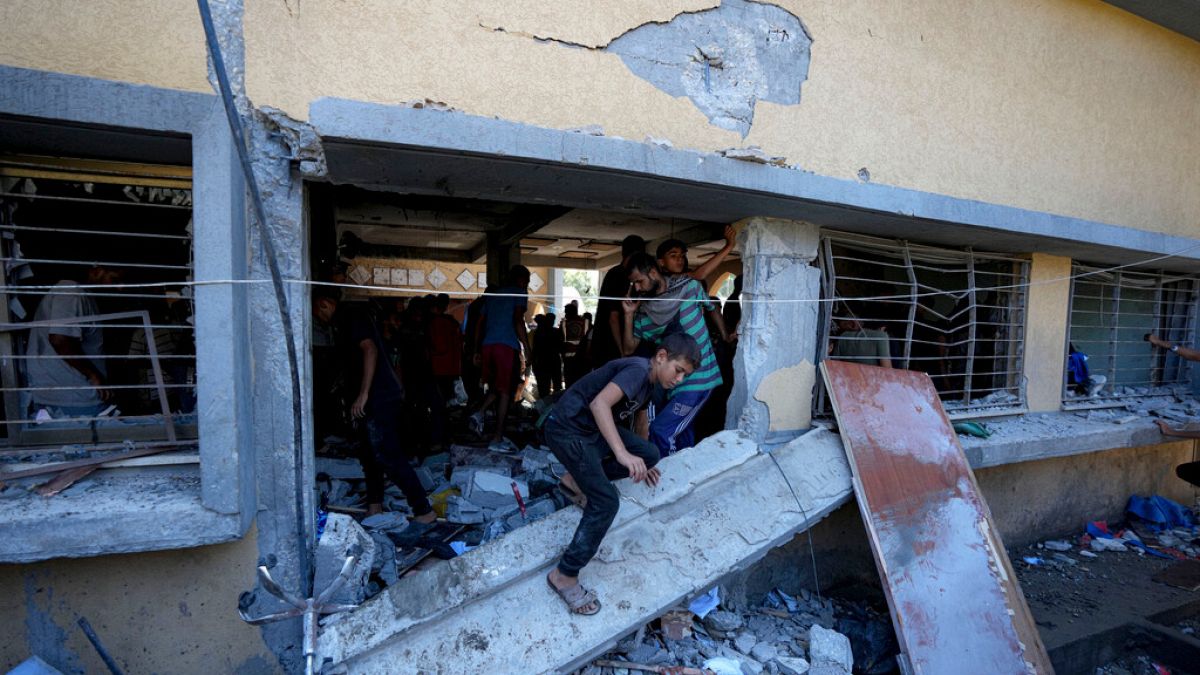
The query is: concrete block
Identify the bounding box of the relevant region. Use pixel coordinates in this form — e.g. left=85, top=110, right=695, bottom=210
left=464, top=471, right=528, bottom=511
left=445, top=496, right=485, bottom=525
left=413, top=466, right=435, bottom=492
left=317, top=428, right=853, bottom=674
left=503, top=496, right=558, bottom=531
left=316, top=457, right=364, bottom=480
left=776, top=657, right=810, bottom=675
left=314, top=514, right=376, bottom=606
left=807, top=625, right=852, bottom=674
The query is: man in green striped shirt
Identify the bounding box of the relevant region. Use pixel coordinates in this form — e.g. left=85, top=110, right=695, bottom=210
left=620, top=252, right=725, bottom=456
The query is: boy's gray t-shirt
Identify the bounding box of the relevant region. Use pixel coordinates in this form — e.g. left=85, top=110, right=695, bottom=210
left=26, top=281, right=105, bottom=407
left=552, top=356, right=656, bottom=436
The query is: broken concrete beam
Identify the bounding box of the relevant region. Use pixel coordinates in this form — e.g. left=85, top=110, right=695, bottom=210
left=463, top=471, right=528, bottom=511
left=502, top=495, right=557, bottom=532
left=317, top=428, right=853, bottom=673
left=314, top=514, right=376, bottom=606
left=807, top=625, right=853, bottom=675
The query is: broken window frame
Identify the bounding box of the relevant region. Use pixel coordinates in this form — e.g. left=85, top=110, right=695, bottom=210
left=813, top=231, right=1030, bottom=419
left=1062, top=264, right=1198, bottom=409
left=0, top=155, right=198, bottom=451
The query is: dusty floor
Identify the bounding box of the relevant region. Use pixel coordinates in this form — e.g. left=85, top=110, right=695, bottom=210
left=1013, top=543, right=1197, bottom=651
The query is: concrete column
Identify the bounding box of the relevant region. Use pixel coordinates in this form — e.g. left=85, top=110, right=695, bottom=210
left=1022, top=253, right=1072, bottom=411
left=486, top=236, right=520, bottom=289
left=726, top=217, right=822, bottom=442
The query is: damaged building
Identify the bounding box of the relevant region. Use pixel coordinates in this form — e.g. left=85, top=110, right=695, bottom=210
left=2, top=0, right=1200, bottom=673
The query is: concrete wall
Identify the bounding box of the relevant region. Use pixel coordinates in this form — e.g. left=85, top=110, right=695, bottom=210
left=728, top=439, right=1200, bottom=604
left=0, top=527, right=279, bottom=675
left=1023, top=253, right=1073, bottom=412
left=1, top=2, right=1198, bottom=238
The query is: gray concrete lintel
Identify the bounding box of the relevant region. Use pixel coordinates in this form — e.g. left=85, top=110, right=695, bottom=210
left=308, top=98, right=1200, bottom=271
left=0, top=471, right=244, bottom=563
left=317, top=428, right=853, bottom=673
left=959, top=411, right=1180, bottom=470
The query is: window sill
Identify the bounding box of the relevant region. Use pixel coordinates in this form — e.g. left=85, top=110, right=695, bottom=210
left=959, top=410, right=1180, bottom=470
left=0, top=466, right=247, bottom=563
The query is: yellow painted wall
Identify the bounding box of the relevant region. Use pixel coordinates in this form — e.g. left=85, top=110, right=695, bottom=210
left=1022, top=253, right=1073, bottom=411
left=0, top=528, right=278, bottom=674
left=0, top=0, right=209, bottom=94
left=2, top=1, right=1198, bottom=237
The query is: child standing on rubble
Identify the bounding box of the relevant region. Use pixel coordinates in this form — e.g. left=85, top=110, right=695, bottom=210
left=545, top=332, right=700, bottom=615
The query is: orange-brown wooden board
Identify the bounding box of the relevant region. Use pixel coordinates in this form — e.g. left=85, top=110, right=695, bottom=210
left=821, top=360, right=1052, bottom=675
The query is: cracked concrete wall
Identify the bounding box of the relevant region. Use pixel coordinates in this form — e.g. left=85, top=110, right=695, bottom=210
left=0, top=530, right=279, bottom=675
left=2, top=2, right=1200, bottom=237
left=728, top=217, right=822, bottom=441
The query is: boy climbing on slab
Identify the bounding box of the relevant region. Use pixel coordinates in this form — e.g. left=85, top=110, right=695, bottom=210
left=545, top=332, right=701, bottom=615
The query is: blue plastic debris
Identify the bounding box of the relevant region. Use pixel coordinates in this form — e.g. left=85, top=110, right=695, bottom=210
left=689, top=586, right=721, bottom=619
left=1022, top=556, right=1044, bottom=566
left=1126, top=495, right=1198, bottom=532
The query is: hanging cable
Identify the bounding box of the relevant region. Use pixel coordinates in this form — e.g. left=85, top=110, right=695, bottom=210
left=196, top=0, right=312, bottom=594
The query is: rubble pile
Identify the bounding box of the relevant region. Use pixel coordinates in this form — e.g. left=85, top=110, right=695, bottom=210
left=314, top=434, right=573, bottom=603
left=576, top=588, right=897, bottom=675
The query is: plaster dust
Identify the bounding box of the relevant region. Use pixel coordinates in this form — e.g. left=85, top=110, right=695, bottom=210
left=754, top=360, right=816, bottom=432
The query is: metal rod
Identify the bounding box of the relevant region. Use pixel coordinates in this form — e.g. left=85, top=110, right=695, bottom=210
left=77, top=617, right=126, bottom=675
left=0, top=223, right=190, bottom=240
left=0, top=256, right=191, bottom=271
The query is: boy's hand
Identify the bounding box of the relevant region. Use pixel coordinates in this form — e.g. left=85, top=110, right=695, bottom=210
left=645, top=467, right=661, bottom=488
left=615, top=450, right=649, bottom=483
left=622, top=298, right=640, bottom=316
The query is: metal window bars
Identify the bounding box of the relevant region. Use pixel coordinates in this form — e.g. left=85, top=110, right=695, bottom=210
left=1063, top=264, right=1197, bottom=408
left=0, top=157, right=197, bottom=452
left=814, top=232, right=1030, bottom=419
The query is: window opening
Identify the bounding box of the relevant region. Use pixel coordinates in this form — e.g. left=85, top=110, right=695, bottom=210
left=0, top=154, right=197, bottom=451
left=814, top=232, right=1029, bottom=418
left=1063, top=265, right=1197, bottom=408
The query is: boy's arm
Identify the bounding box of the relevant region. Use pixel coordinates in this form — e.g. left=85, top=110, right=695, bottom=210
left=589, top=382, right=656, bottom=485
left=688, top=224, right=736, bottom=282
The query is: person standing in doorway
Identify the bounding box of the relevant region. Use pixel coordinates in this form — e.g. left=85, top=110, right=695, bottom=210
left=469, top=265, right=532, bottom=452
left=591, top=235, right=646, bottom=371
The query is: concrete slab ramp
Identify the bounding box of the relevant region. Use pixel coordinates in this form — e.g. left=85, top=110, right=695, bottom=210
left=317, top=428, right=853, bottom=674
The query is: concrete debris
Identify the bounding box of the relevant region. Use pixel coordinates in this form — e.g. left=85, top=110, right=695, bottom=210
left=734, top=631, right=757, bottom=654
left=413, top=466, right=436, bottom=492
left=361, top=512, right=408, bottom=533
left=464, top=471, right=529, bottom=511
left=703, top=610, right=744, bottom=638
left=1042, top=540, right=1073, bottom=551
left=776, top=656, right=811, bottom=675
left=315, top=457, right=365, bottom=480
left=314, top=514, right=376, bottom=606
left=807, top=625, right=854, bottom=674
left=444, top=495, right=485, bottom=524
left=1079, top=550, right=1099, bottom=559
left=502, top=495, right=557, bottom=531
left=1089, top=537, right=1128, bottom=553
left=719, top=146, right=787, bottom=166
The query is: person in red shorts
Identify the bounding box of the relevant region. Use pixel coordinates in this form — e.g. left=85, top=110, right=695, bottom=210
left=469, top=265, right=532, bottom=452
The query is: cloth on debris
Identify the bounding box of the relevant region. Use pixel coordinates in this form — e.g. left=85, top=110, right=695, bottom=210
left=688, top=586, right=721, bottom=619
left=1087, top=520, right=1171, bottom=559
left=1127, top=495, right=1198, bottom=531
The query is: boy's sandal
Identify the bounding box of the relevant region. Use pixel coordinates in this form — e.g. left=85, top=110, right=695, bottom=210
left=557, top=481, right=588, bottom=509
left=547, top=575, right=601, bottom=615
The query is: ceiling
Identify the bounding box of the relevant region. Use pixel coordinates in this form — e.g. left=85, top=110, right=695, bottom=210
left=1103, top=1, right=1200, bottom=43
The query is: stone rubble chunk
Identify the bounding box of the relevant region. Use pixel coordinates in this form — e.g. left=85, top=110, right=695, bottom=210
left=734, top=631, right=758, bottom=654
left=360, top=512, right=408, bottom=533
left=807, top=625, right=853, bottom=674
left=315, top=457, right=364, bottom=480
left=704, top=610, right=745, bottom=637
left=314, top=513, right=376, bottom=606
left=503, top=496, right=557, bottom=532
left=463, top=471, right=529, bottom=511
left=445, top=495, right=485, bottom=525
left=1042, top=540, right=1072, bottom=552
left=750, top=642, right=777, bottom=663
left=776, top=656, right=810, bottom=675
left=1090, top=537, right=1128, bottom=552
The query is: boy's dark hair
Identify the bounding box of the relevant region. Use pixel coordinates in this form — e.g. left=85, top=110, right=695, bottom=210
left=625, top=251, right=660, bottom=276
left=434, top=293, right=451, bottom=311
left=657, top=332, right=701, bottom=369
left=655, top=238, right=688, bottom=260
left=621, top=235, right=647, bottom=259
left=506, top=264, right=532, bottom=286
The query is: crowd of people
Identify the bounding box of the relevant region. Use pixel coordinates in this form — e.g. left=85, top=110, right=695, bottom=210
left=311, top=231, right=744, bottom=614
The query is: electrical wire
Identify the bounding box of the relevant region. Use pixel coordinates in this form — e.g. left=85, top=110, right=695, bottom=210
left=3, top=233, right=1199, bottom=307
left=196, top=0, right=313, bottom=595
left=766, top=450, right=822, bottom=605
